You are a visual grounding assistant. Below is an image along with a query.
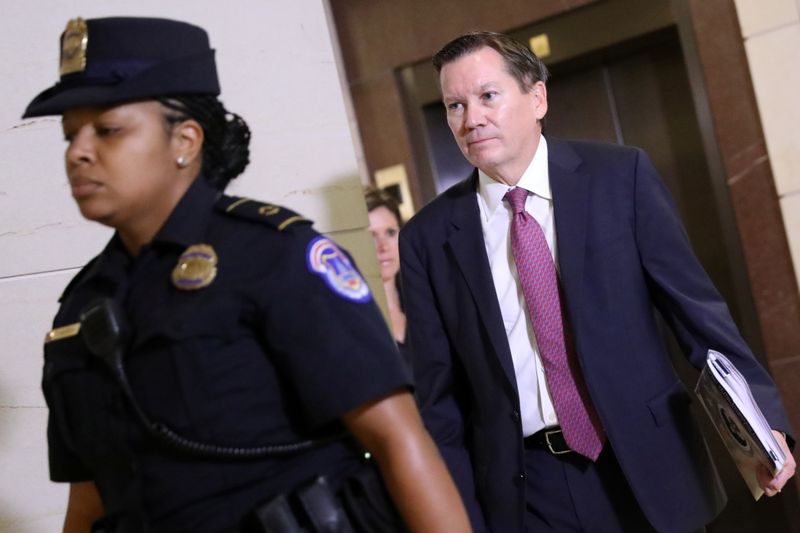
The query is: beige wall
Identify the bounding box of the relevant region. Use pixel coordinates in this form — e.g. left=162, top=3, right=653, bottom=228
left=734, top=0, right=800, bottom=289
left=0, top=1, right=377, bottom=530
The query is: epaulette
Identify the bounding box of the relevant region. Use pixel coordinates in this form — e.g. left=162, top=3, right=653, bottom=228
left=215, top=195, right=312, bottom=231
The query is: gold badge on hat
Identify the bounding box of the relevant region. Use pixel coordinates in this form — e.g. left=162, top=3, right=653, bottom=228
left=172, top=244, right=218, bottom=291
left=60, top=17, right=88, bottom=76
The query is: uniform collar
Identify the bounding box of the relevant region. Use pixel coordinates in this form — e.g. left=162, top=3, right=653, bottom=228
left=58, top=179, right=220, bottom=301
left=477, top=134, right=550, bottom=217
left=151, top=178, right=220, bottom=248
left=58, top=233, right=130, bottom=301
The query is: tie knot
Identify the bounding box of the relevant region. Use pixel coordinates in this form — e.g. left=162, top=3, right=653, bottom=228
left=503, top=187, right=529, bottom=215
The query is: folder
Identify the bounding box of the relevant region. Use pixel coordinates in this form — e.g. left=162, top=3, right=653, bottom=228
left=694, top=349, right=786, bottom=500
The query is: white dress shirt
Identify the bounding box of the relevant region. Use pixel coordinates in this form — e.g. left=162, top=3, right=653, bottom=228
left=476, top=135, right=559, bottom=437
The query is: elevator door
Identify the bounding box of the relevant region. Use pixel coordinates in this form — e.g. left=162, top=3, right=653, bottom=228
left=545, top=29, right=742, bottom=321
left=425, top=29, right=746, bottom=329
left=543, top=31, right=792, bottom=532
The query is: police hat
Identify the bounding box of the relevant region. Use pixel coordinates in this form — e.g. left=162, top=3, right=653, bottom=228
left=23, top=17, right=220, bottom=118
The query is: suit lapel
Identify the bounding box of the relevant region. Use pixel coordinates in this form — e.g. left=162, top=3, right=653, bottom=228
left=548, top=138, right=590, bottom=337
left=442, top=139, right=591, bottom=390
left=446, top=172, right=519, bottom=390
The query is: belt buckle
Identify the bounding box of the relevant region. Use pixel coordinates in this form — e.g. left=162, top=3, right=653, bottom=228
left=544, top=429, right=570, bottom=455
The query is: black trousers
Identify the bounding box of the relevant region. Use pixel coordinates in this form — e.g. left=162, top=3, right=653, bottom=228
left=523, top=443, right=654, bottom=532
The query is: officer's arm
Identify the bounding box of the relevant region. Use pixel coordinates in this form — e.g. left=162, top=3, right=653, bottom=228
left=342, top=389, right=472, bottom=533
left=63, top=481, right=103, bottom=533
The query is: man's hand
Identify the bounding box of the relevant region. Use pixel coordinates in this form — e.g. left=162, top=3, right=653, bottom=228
left=757, top=430, right=796, bottom=497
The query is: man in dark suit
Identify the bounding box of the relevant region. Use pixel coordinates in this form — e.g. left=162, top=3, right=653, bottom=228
left=399, top=31, right=796, bottom=532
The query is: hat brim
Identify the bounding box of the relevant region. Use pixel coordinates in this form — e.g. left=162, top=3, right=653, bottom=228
left=24, top=85, right=144, bottom=118
left=23, top=50, right=220, bottom=118
left=23, top=84, right=217, bottom=118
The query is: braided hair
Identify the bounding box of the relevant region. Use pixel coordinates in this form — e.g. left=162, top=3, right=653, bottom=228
left=158, top=95, right=251, bottom=191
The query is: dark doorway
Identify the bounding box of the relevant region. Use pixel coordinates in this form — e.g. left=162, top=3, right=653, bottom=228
left=543, top=27, right=795, bottom=533
left=546, top=28, right=744, bottom=332
left=417, top=27, right=751, bottom=334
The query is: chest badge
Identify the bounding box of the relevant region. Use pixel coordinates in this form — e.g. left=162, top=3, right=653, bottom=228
left=172, top=244, right=218, bottom=290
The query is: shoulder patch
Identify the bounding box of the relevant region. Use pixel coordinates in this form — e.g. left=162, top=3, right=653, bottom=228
left=216, top=195, right=312, bottom=231
left=306, top=236, right=372, bottom=303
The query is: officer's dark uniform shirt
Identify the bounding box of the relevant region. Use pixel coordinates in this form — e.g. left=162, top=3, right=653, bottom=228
left=43, top=178, right=411, bottom=531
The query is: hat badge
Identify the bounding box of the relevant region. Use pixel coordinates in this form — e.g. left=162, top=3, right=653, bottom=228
left=60, top=17, right=88, bottom=76
left=172, top=244, right=218, bottom=290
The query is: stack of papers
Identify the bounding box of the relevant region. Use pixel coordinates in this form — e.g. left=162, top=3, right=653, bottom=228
left=695, top=349, right=785, bottom=500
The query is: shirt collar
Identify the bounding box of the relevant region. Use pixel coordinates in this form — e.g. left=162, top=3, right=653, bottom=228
left=477, top=135, right=550, bottom=217
left=66, top=234, right=129, bottom=294
left=61, top=179, right=220, bottom=298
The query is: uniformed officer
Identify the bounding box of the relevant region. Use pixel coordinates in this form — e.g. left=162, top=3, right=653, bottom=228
left=26, top=17, right=471, bottom=533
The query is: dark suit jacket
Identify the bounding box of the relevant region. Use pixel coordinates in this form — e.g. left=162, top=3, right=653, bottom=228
left=399, top=138, right=793, bottom=533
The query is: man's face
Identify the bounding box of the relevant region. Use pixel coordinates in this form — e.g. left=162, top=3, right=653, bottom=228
left=440, top=46, right=547, bottom=185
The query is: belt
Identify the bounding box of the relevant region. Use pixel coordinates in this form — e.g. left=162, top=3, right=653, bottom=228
left=523, top=427, right=572, bottom=455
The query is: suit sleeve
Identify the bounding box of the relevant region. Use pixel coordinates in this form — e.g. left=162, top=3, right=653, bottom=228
left=631, top=148, right=794, bottom=446
left=399, top=229, right=488, bottom=531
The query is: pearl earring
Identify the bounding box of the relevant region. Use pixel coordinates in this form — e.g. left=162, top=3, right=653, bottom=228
left=176, top=155, right=188, bottom=168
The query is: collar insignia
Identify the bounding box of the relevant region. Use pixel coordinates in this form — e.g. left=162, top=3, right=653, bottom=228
left=44, top=322, right=81, bottom=344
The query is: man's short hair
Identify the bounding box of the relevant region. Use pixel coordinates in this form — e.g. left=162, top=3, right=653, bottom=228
left=432, top=31, right=549, bottom=92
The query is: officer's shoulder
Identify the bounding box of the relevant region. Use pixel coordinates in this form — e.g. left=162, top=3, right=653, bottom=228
left=215, top=195, right=313, bottom=233
left=58, top=255, right=102, bottom=303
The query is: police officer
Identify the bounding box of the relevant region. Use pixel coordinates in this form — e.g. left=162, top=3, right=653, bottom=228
left=26, top=17, right=470, bottom=532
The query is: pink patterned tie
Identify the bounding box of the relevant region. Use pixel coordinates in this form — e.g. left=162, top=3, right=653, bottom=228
left=504, top=186, right=605, bottom=461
